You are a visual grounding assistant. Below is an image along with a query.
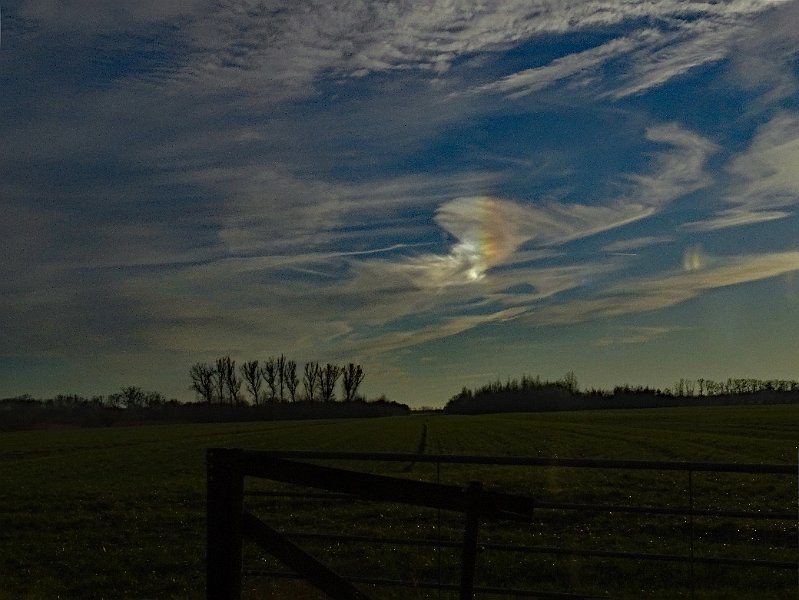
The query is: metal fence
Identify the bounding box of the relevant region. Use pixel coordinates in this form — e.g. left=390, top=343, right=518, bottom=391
left=207, top=449, right=799, bottom=599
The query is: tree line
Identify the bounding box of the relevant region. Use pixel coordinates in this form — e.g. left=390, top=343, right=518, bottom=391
left=0, top=388, right=179, bottom=431
left=445, top=372, right=580, bottom=414
left=189, top=356, right=365, bottom=405
left=668, top=377, right=799, bottom=397
left=445, top=372, right=799, bottom=415
left=0, top=387, right=175, bottom=410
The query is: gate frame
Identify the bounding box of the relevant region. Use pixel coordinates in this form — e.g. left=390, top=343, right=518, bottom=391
left=207, top=448, right=535, bottom=600
left=207, top=449, right=798, bottom=599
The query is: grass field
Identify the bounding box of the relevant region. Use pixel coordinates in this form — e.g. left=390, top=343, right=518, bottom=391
left=1, top=405, right=798, bottom=599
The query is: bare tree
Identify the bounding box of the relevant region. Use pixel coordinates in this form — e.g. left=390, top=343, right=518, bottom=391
left=319, top=363, right=342, bottom=402
left=224, top=358, right=242, bottom=405
left=241, top=360, right=262, bottom=405
left=190, top=362, right=215, bottom=404
left=216, top=356, right=241, bottom=404
left=303, top=362, right=320, bottom=401
left=261, top=357, right=278, bottom=402
left=214, top=356, right=240, bottom=405
left=342, top=363, right=365, bottom=401
left=285, top=360, right=299, bottom=402
left=276, top=354, right=287, bottom=401
left=215, top=357, right=229, bottom=404
left=561, top=371, right=579, bottom=394
left=144, top=391, right=166, bottom=407
left=119, top=386, right=146, bottom=409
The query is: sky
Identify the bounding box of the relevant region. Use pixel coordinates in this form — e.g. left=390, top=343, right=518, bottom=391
left=3, top=1, right=799, bottom=407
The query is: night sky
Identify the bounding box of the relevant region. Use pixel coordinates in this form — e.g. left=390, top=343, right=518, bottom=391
left=3, top=1, right=799, bottom=406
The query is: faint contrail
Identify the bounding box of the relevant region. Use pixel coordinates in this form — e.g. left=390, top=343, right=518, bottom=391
left=338, top=243, right=435, bottom=257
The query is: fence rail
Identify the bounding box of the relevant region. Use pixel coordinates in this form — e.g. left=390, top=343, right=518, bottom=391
left=207, top=449, right=798, bottom=599
left=239, top=449, right=798, bottom=473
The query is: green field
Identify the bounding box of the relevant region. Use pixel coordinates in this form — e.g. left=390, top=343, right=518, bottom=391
left=1, top=405, right=798, bottom=599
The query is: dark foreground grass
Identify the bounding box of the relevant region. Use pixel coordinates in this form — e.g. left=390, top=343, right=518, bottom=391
left=1, top=405, right=798, bottom=599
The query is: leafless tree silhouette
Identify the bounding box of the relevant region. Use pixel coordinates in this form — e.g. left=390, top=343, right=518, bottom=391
left=261, top=357, right=278, bottom=402
left=276, top=354, right=287, bottom=402
left=241, top=360, right=262, bottom=405
left=189, top=362, right=215, bottom=404
left=320, top=363, right=342, bottom=402
left=303, top=362, right=320, bottom=401
left=285, top=360, right=299, bottom=402
left=342, top=363, right=365, bottom=401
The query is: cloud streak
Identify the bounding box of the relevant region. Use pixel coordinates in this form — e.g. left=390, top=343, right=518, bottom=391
left=684, top=112, right=799, bottom=231
left=532, top=251, right=799, bottom=326
left=477, top=33, right=650, bottom=99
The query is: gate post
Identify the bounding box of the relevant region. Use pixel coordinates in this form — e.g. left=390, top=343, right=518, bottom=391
left=207, top=448, right=245, bottom=600
left=460, top=481, right=483, bottom=600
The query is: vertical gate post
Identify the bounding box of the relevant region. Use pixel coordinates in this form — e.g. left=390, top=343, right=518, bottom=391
left=460, top=481, right=483, bottom=600
left=207, top=448, right=245, bottom=600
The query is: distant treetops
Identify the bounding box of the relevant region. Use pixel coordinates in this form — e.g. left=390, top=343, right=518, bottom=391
left=444, top=372, right=799, bottom=415
left=189, top=356, right=365, bottom=405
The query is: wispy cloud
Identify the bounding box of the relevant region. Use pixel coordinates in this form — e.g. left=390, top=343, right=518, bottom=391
left=433, top=195, right=652, bottom=281
left=623, top=124, right=718, bottom=203
left=726, top=0, right=799, bottom=102
left=603, top=236, right=673, bottom=254
left=533, top=251, right=799, bottom=326
left=471, top=2, right=792, bottom=101
left=158, top=121, right=716, bottom=360
left=19, top=0, right=777, bottom=101
left=726, top=112, right=799, bottom=207
left=682, top=208, right=790, bottom=232
left=402, top=123, right=715, bottom=287
left=216, top=167, right=500, bottom=257
left=477, top=33, right=650, bottom=99
left=592, top=326, right=679, bottom=347
left=13, top=0, right=792, bottom=106
left=253, top=121, right=715, bottom=360
left=348, top=307, right=527, bottom=356
left=606, top=19, right=734, bottom=99
left=683, top=112, right=799, bottom=231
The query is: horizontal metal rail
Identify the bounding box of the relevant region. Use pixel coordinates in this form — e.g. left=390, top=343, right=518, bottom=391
left=245, top=490, right=795, bottom=521
left=534, top=500, right=796, bottom=520
left=244, top=569, right=612, bottom=599
left=276, top=530, right=798, bottom=571
left=483, top=542, right=798, bottom=570
left=242, top=455, right=535, bottom=521
left=243, top=449, right=798, bottom=474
